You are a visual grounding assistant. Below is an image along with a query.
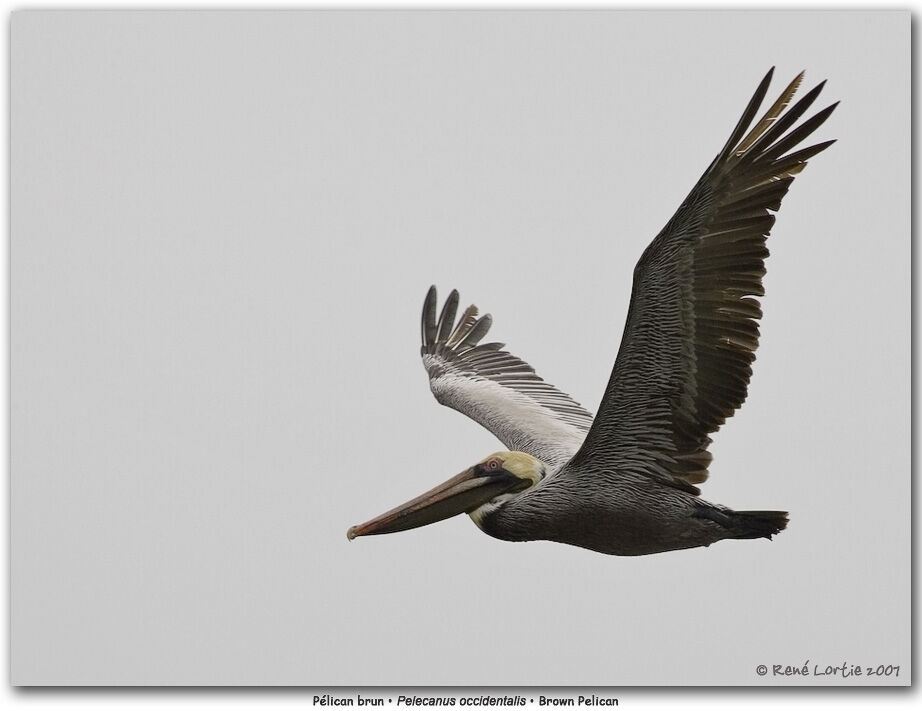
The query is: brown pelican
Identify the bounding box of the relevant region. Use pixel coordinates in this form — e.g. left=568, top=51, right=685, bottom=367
left=347, top=68, right=836, bottom=555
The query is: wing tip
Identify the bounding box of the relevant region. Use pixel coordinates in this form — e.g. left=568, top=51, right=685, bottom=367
left=422, top=286, right=497, bottom=353
left=721, top=68, right=838, bottom=171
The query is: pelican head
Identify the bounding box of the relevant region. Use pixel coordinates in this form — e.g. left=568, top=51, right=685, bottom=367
left=347, top=451, right=545, bottom=540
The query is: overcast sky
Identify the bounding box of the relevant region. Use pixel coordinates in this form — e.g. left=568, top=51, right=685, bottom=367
left=11, top=10, right=909, bottom=685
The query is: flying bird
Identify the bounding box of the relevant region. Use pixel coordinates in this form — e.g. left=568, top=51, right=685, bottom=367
left=347, top=68, right=837, bottom=555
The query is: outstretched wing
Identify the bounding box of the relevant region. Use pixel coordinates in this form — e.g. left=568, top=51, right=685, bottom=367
left=421, top=286, right=594, bottom=467
left=564, top=68, right=837, bottom=494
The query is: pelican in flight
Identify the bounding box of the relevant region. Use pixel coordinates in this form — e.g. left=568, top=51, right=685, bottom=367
left=347, top=68, right=836, bottom=555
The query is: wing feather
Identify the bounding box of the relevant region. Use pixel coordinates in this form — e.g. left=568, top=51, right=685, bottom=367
left=420, top=287, right=594, bottom=467
left=563, top=69, right=837, bottom=494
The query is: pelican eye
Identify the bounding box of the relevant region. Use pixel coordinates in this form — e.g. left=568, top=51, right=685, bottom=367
left=485, top=458, right=502, bottom=472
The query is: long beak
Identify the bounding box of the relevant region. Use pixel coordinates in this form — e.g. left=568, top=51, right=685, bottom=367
left=347, top=466, right=525, bottom=540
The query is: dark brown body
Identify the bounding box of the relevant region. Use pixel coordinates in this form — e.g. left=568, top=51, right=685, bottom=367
left=478, top=470, right=786, bottom=556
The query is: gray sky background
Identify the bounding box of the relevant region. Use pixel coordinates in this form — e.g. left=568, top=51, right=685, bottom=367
left=11, top=10, right=909, bottom=685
